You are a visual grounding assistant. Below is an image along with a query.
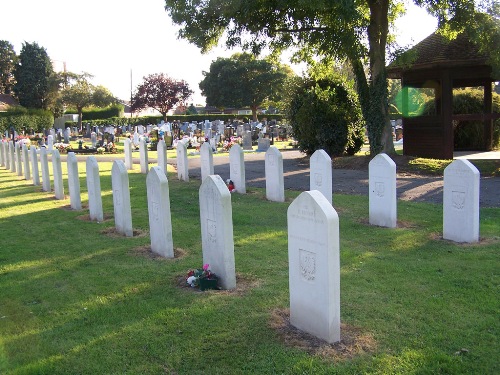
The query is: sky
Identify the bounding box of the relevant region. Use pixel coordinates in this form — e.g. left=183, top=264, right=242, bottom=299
left=1, top=0, right=437, bottom=105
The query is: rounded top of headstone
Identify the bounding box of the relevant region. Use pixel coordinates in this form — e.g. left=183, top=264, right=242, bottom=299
left=147, top=166, right=168, bottom=184
left=444, top=159, right=480, bottom=177
left=112, top=159, right=127, bottom=174
left=288, top=190, right=338, bottom=222
left=369, top=153, right=396, bottom=168
left=200, top=174, right=231, bottom=198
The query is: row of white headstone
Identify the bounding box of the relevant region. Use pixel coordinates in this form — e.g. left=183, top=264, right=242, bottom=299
left=0, top=140, right=480, bottom=346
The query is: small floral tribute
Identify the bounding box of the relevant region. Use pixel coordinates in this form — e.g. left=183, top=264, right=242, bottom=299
left=186, top=264, right=219, bottom=290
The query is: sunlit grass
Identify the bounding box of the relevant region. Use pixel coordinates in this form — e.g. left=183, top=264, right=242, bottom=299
left=0, top=161, right=498, bottom=374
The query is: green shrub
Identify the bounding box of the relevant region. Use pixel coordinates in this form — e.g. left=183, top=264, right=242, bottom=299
left=0, top=107, right=53, bottom=133
left=284, top=77, right=365, bottom=156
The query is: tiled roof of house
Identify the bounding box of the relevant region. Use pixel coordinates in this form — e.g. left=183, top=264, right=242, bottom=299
left=0, top=94, right=19, bottom=111
left=387, top=32, right=490, bottom=77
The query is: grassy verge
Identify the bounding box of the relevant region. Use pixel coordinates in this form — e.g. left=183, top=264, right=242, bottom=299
left=0, top=160, right=498, bottom=374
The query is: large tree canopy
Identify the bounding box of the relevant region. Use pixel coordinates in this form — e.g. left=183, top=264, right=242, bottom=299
left=131, top=73, right=193, bottom=122
left=61, top=73, right=117, bottom=129
left=0, top=40, right=18, bottom=95
left=14, top=42, right=54, bottom=109
left=200, top=53, right=290, bottom=121
left=165, top=0, right=499, bottom=155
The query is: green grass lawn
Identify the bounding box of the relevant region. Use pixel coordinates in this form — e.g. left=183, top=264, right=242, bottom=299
left=0, top=160, right=498, bottom=374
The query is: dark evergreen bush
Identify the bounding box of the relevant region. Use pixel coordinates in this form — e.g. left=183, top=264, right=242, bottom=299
left=285, top=77, right=365, bottom=156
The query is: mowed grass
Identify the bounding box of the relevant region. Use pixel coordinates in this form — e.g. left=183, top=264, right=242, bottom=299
left=0, top=157, right=499, bottom=375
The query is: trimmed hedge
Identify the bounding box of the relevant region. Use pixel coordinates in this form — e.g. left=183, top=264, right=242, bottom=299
left=66, top=113, right=284, bottom=127
left=0, top=107, right=53, bottom=133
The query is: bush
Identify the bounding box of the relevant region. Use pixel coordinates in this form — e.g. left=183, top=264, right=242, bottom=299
left=284, top=77, right=365, bottom=157
left=0, top=107, right=53, bottom=133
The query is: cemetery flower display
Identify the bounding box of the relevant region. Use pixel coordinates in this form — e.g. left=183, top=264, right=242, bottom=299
left=186, top=264, right=218, bottom=290
left=96, top=147, right=105, bottom=154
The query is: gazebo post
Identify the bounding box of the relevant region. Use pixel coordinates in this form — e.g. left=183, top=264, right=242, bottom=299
left=484, top=81, right=493, bottom=151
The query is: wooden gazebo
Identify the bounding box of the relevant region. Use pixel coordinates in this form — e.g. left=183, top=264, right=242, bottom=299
left=387, top=32, right=499, bottom=159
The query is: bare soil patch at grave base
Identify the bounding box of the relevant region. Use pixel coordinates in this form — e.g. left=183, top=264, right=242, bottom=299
left=130, top=246, right=187, bottom=260
left=100, top=227, right=148, bottom=238
left=75, top=213, right=113, bottom=222
left=358, top=217, right=419, bottom=229
left=270, top=308, right=376, bottom=361
left=176, top=273, right=260, bottom=296
left=429, top=232, right=500, bottom=246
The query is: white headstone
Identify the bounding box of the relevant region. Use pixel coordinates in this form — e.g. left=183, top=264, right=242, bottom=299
left=0, top=142, right=4, bottom=167
left=124, top=138, right=133, bottom=170
left=369, top=153, right=397, bottom=228
left=199, top=175, right=236, bottom=290
left=133, top=132, right=140, bottom=147
left=200, top=142, right=214, bottom=181
left=40, top=147, right=51, bottom=192
left=443, top=159, right=480, bottom=243
left=310, top=149, right=333, bottom=206
left=91, top=132, right=97, bottom=148
left=265, top=146, right=285, bottom=202
left=4, top=142, right=10, bottom=170
left=229, top=144, right=246, bottom=194
left=22, top=144, right=31, bottom=180
left=139, top=138, right=149, bottom=174
left=287, top=190, right=341, bottom=343
left=147, top=166, right=174, bottom=258
left=52, top=149, right=64, bottom=200
left=15, top=143, right=23, bottom=176
left=86, top=156, right=104, bottom=222
left=67, top=152, right=82, bottom=210
left=111, top=160, right=133, bottom=237
left=30, top=145, right=40, bottom=186
left=157, top=139, right=168, bottom=175
left=176, top=141, right=189, bottom=181
left=47, top=135, right=54, bottom=152
left=9, top=142, right=16, bottom=173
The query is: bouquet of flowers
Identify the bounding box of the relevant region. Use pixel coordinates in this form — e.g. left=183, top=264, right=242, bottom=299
left=186, top=264, right=218, bottom=290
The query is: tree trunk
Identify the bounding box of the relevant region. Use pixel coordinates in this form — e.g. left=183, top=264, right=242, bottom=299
left=162, top=112, right=168, bottom=122
left=251, top=105, right=258, bottom=122
left=366, top=0, right=395, bottom=155
left=77, top=107, right=83, bottom=132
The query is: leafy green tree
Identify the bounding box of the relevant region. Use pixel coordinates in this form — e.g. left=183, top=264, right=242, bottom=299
left=199, top=53, right=290, bottom=121
left=131, top=73, right=193, bottom=122
left=61, top=73, right=117, bottom=129
left=13, top=42, right=53, bottom=109
left=0, top=40, right=18, bottom=95
left=165, top=0, right=499, bottom=155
